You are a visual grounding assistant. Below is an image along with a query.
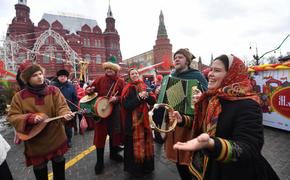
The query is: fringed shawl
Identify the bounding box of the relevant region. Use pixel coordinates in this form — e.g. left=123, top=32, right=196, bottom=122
left=121, top=79, right=154, bottom=162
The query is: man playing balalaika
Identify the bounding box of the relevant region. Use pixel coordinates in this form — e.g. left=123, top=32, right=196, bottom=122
left=7, top=64, right=75, bottom=180
left=162, top=48, right=208, bottom=180
left=85, top=58, right=125, bottom=175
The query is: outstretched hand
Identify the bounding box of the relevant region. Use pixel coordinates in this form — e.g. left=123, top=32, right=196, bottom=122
left=173, top=133, right=214, bottom=151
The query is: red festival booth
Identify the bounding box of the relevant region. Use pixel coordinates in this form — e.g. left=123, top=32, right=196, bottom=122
left=249, top=61, right=290, bottom=131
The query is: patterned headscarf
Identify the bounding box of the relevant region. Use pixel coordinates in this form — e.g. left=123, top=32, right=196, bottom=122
left=190, top=55, right=261, bottom=179
left=194, top=54, right=260, bottom=135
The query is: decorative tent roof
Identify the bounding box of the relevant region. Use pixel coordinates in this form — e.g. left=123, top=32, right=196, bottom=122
left=41, top=13, right=98, bottom=34
left=248, top=61, right=290, bottom=72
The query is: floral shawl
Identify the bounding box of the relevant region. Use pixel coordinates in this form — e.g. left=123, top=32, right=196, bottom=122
left=121, top=79, right=154, bottom=162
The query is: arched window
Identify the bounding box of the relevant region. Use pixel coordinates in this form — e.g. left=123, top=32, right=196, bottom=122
left=84, top=54, right=91, bottom=61
left=87, top=38, right=90, bottom=47
left=56, top=53, right=63, bottom=64
left=69, top=53, right=75, bottom=62
left=43, top=52, right=50, bottom=64
left=84, top=39, right=87, bottom=47
left=96, top=55, right=101, bottom=64
left=98, top=40, right=101, bottom=47
left=44, top=38, right=49, bottom=45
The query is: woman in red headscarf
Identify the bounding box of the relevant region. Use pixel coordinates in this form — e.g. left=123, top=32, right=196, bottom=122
left=171, top=55, right=279, bottom=180
left=121, top=68, right=156, bottom=177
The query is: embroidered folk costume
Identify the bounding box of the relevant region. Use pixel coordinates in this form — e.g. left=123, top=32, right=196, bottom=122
left=7, top=64, right=72, bottom=180
left=121, top=69, right=156, bottom=176
left=87, top=61, right=125, bottom=174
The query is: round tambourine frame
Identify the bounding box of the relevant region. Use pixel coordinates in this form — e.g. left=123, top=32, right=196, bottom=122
left=148, top=103, right=177, bottom=133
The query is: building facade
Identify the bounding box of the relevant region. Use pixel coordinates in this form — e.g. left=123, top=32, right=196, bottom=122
left=6, top=0, right=124, bottom=80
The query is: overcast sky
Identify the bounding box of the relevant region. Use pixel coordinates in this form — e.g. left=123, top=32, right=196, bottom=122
left=0, top=0, right=290, bottom=65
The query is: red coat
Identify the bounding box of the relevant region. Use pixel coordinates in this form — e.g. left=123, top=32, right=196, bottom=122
left=75, top=84, right=85, bottom=101
left=90, top=75, right=125, bottom=148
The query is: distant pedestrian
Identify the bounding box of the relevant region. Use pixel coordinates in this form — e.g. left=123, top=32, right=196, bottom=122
left=72, top=79, right=86, bottom=134
left=52, top=69, right=78, bottom=147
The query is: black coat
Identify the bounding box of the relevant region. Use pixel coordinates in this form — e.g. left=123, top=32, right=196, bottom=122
left=203, top=99, right=279, bottom=180
left=123, top=86, right=156, bottom=136
left=52, top=80, right=78, bottom=111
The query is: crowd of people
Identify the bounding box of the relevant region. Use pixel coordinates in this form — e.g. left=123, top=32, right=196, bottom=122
left=1, top=48, right=279, bottom=180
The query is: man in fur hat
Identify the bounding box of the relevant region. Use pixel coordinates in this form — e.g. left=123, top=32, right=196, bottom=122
left=52, top=69, right=78, bottom=147
left=86, top=59, right=125, bottom=175
left=162, top=48, right=208, bottom=180
left=7, top=64, right=75, bottom=180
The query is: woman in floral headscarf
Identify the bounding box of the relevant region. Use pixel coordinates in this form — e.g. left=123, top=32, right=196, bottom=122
left=171, top=55, right=279, bottom=180
left=121, top=68, right=156, bottom=177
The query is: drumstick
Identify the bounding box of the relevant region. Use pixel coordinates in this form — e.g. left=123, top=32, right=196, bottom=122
left=113, top=91, right=119, bottom=97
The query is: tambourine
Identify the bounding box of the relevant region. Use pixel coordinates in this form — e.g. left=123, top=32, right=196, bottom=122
left=148, top=103, right=177, bottom=133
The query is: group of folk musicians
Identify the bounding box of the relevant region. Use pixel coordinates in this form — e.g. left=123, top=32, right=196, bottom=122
left=2, top=48, right=279, bottom=180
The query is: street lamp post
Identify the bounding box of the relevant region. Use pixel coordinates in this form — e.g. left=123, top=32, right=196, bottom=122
left=249, top=42, right=259, bottom=65
left=250, top=33, right=290, bottom=65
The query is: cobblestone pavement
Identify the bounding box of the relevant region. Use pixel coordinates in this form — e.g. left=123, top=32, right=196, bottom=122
left=1, top=126, right=289, bottom=180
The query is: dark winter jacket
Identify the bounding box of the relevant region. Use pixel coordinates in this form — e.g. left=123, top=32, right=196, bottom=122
left=201, top=99, right=279, bottom=180
left=52, top=80, right=78, bottom=112
left=171, top=68, right=208, bottom=92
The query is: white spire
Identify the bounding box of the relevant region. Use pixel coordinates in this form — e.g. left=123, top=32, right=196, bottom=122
left=107, top=0, right=113, bottom=17
left=18, top=0, right=27, bottom=5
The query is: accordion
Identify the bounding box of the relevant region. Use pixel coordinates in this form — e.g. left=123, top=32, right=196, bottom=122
left=157, top=75, right=200, bottom=115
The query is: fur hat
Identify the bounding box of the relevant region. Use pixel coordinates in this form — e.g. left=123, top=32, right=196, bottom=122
left=56, top=69, right=70, bottom=77
left=102, top=56, right=120, bottom=72
left=174, top=48, right=196, bottom=66
left=20, top=64, right=44, bottom=84
left=19, top=60, right=32, bottom=72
